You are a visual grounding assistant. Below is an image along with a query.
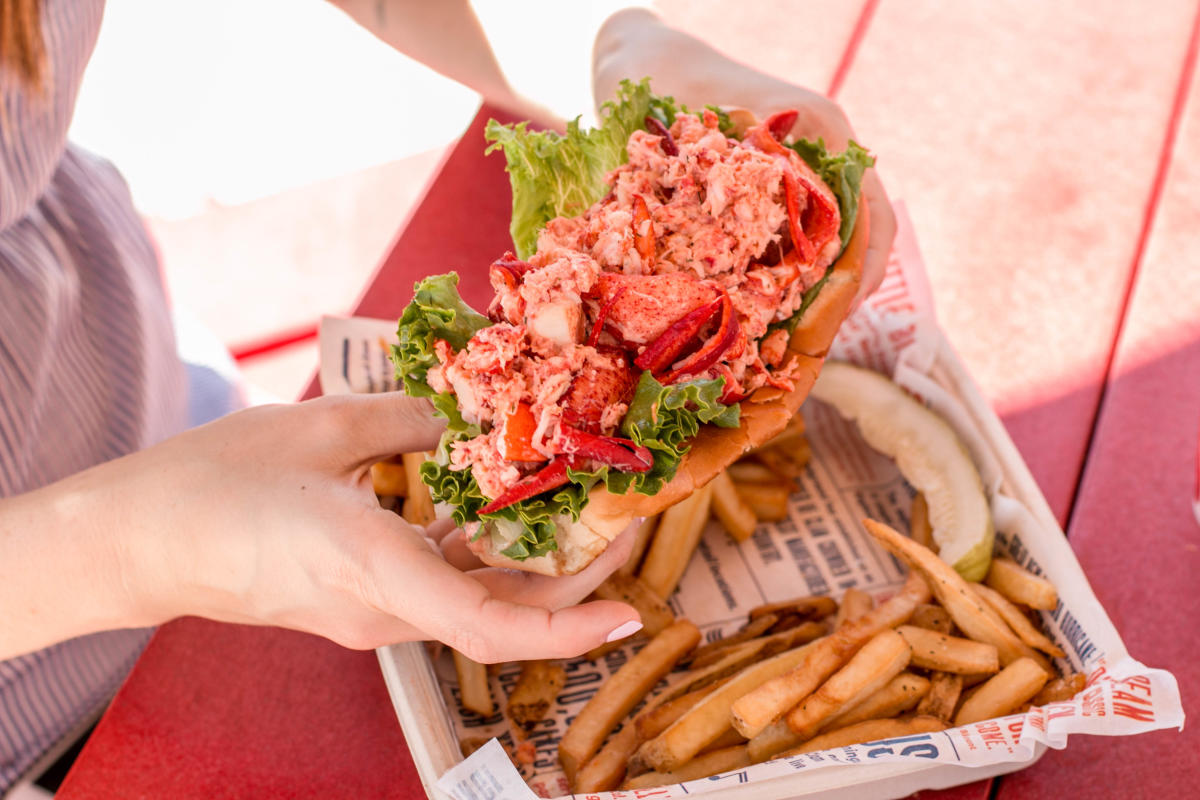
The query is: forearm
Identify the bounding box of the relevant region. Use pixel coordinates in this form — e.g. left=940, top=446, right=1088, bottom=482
left=328, top=0, right=557, bottom=123
left=0, top=464, right=157, bottom=660
left=592, top=9, right=851, bottom=145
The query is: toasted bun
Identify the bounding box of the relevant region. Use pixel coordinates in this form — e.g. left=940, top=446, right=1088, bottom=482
left=469, top=201, right=868, bottom=575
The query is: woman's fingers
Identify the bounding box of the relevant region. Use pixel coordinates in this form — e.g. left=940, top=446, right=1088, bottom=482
left=440, top=529, right=486, bottom=571
left=310, top=393, right=447, bottom=467
left=470, top=523, right=638, bottom=611
left=424, top=517, right=458, bottom=544
left=856, top=170, right=897, bottom=308
left=371, top=542, right=639, bottom=663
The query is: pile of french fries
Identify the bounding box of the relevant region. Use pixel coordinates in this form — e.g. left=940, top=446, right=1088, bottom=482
left=555, top=510, right=1085, bottom=792
left=370, top=411, right=1086, bottom=792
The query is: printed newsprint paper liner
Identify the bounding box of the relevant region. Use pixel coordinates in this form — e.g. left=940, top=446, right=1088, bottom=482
left=319, top=204, right=1183, bottom=800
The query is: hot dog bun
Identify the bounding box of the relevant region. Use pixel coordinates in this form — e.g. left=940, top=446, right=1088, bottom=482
left=467, top=200, right=868, bottom=575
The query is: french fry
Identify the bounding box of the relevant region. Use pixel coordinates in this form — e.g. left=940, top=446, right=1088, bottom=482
left=635, top=683, right=723, bottom=742
left=971, top=583, right=1066, bottom=658
left=747, top=717, right=804, bottom=763
left=896, top=625, right=1000, bottom=675
left=592, top=574, right=675, bottom=637
left=401, top=451, right=436, bottom=525
left=459, top=736, right=490, bottom=758
left=748, top=595, right=837, bottom=622
left=862, top=519, right=1036, bottom=667
left=727, top=461, right=788, bottom=487
left=370, top=458, right=409, bottom=497
left=748, top=409, right=806, bottom=454
left=955, top=657, right=1049, bottom=725
left=558, top=620, right=700, bottom=783
left=452, top=650, right=494, bottom=717
left=781, top=715, right=947, bottom=756
left=700, top=728, right=748, bottom=753
left=834, top=588, right=874, bottom=629
left=641, top=638, right=824, bottom=772
left=622, top=745, right=751, bottom=790
left=711, top=471, right=758, bottom=542
left=730, top=571, right=930, bottom=739
left=909, top=492, right=935, bottom=552
left=766, top=614, right=803, bottom=634
left=910, top=603, right=954, bottom=634
left=661, top=640, right=767, bottom=699
left=961, top=671, right=993, bottom=688
left=916, top=671, right=964, bottom=722
left=619, top=515, right=660, bottom=576
left=574, top=722, right=638, bottom=792
left=824, top=671, right=931, bottom=731
left=639, top=485, right=714, bottom=599
left=732, top=481, right=790, bottom=521
left=685, top=614, right=779, bottom=668
left=1032, top=673, right=1087, bottom=705
left=986, top=557, right=1058, bottom=610
left=583, top=640, right=627, bottom=662
left=505, top=660, right=566, bottom=737
left=576, top=680, right=695, bottom=792
left=784, top=629, right=912, bottom=740
left=753, top=441, right=811, bottom=482
left=688, top=619, right=829, bottom=675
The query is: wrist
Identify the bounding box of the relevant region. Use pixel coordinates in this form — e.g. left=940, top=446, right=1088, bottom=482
left=0, top=461, right=164, bottom=659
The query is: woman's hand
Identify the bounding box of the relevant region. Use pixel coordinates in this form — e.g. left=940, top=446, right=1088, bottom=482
left=1, top=394, right=639, bottom=662
left=592, top=8, right=896, bottom=308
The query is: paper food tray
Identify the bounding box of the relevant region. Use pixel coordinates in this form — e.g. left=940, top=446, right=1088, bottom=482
left=320, top=206, right=1182, bottom=800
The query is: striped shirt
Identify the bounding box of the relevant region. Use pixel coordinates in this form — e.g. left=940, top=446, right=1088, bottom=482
left=1, top=0, right=191, bottom=788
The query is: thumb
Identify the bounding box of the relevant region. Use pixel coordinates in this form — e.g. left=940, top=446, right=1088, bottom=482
left=313, top=392, right=447, bottom=466
left=375, top=545, right=641, bottom=663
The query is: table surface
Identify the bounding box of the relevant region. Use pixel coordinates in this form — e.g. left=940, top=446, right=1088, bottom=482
left=58, top=2, right=1200, bottom=797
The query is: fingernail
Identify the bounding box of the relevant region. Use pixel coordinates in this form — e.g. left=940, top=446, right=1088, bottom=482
left=604, top=620, right=643, bottom=643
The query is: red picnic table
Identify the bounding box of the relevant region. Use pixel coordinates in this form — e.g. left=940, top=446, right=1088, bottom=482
left=58, top=2, right=1199, bottom=797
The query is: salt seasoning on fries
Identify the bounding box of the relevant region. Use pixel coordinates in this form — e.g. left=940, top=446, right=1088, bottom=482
left=896, top=625, right=1000, bottom=674
left=909, top=602, right=953, bottom=633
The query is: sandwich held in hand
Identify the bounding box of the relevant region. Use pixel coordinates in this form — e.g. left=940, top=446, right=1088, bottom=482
left=391, top=80, right=873, bottom=575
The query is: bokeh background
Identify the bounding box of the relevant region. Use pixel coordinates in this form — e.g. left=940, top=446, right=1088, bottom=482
left=69, top=0, right=637, bottom=400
